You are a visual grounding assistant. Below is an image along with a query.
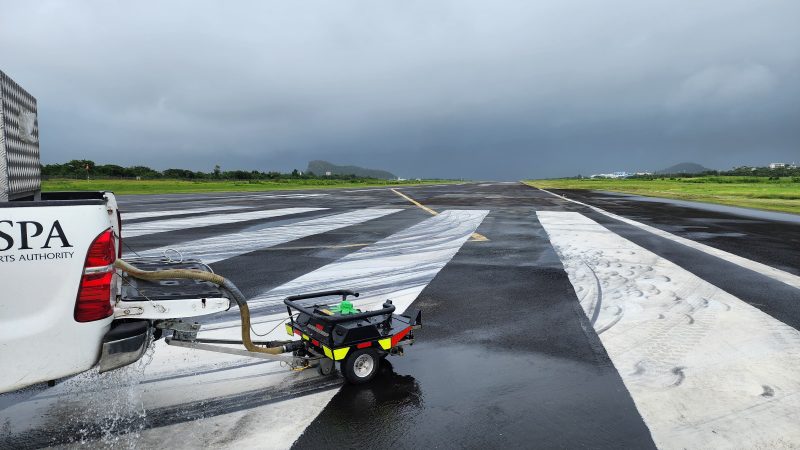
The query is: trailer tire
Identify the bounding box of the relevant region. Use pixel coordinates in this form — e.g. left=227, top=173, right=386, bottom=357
left=342, top=348, right=380, bottom=384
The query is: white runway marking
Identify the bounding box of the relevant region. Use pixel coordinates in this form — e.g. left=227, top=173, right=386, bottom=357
left=2, top=209, right=487, bottom=447
left=538, top=211, right=800, bottom=449
left=121, top=193, right=331, bottom=210
left=208, top=209, right=490, bottom=329
left=122, top=206, right=242, bottom=220
left=182, top=209, right=488, bottom=444
left=136, top=209, right=402, bottom=264
left=174, top=192, right=331, bottom=201
left=538, top=187, right=800, bottom=290
left=123, top=207, right=325, bottom=237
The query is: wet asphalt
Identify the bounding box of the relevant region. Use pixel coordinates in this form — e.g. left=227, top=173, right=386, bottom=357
left=293, top=184, right=799, bottom=449
left=6, top=182, right=798, bottom=448
left=553, top=189, right=800, bottom=276
left=295, top=186, right=655, bottom=448
left=123, top=184, right=659, bottom=447
left=121, top=182, right=799, bottom=449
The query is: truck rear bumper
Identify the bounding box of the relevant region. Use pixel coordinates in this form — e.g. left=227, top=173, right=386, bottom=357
left=98, top=321, right=151, bottom=373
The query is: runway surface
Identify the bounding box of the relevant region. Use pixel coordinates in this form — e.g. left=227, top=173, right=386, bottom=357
left=1, top=183, right=799, bottom=449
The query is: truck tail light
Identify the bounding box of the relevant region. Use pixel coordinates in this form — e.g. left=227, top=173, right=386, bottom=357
left=75, top=229, right=116, bottom=322
left=116, top=210, right=123, bottom=258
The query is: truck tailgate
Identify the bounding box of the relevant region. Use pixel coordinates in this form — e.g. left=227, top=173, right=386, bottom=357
left=116, top=258, right=230, bottom=320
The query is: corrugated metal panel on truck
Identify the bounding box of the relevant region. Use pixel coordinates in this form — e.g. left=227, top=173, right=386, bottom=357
left=0, top=70, right=41, bottom=202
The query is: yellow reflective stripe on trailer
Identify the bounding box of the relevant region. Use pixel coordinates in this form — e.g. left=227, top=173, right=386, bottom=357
left=333, top=347, right=350, bottom=360
left=378, top=338, right=392, bottom=350
left=285, top=324, right=293, bottom=336
left=322, top=346, right=350, bottom=360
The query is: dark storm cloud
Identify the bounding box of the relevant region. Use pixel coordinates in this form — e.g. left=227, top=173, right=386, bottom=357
left=2, top=0, right=798, bottom=179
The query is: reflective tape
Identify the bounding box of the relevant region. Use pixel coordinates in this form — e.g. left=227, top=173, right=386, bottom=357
left=391, top=327, right=412, bottom=346
left=333, top=347, right=350, bottom=361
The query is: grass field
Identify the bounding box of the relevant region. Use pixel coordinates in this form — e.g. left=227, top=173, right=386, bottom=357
left=43, top=178, right=456, bottom=195
left=525, top=177, right=800, bottom=215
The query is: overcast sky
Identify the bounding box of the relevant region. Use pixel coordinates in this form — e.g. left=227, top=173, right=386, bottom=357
left=2, top=1, right=798, bottom=179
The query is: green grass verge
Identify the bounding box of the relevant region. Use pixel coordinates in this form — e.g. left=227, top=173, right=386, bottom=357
left=524, top=177, right=800, bottom=215
left=43, top=178, right=457, bottom=195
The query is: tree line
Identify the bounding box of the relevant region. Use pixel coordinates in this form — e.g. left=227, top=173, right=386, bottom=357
left=631, top=166, right=800, bottom=179
left=41, top=160, right=380, bottom=181
left=570, top=166, right=800, bottom=180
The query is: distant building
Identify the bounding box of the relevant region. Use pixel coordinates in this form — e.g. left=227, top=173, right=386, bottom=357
left=769, top=163, right=786, bottom=169
left=590, top=171, right=630, bottom=179
left=325, top=171, right=332, bottom=176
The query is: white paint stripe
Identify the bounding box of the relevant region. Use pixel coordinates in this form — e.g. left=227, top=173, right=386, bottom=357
left=136, top=209, right=401, bottom=264
left=123, top=207, right=326, bottom=237
left=538, top=187, right=800, bottom=290
left=0, top=209, right=487, bottom=446
left=123, top=206, right=242, bottom=220
left=538, top=211, right=800, bottom=449
left=207, top=209, right=490, bottom=330
left=122, top=193, right=330, bottom=210
left=165, top=192, right=330, bottom=201
left=252, top=209, right=489, bottom=310
left=187, top=209, right=487, bottom=443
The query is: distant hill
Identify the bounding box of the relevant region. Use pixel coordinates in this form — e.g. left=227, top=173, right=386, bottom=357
left=656, top=162, right=712, bottom=174
left=306, top=160, right=396, bottom=179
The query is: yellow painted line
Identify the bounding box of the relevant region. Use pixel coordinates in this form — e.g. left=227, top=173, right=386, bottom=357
left=390, top=189, right=489, bottom=242
left=390, top=189, right=439, bottom=216
left=469, top=232, right=489, bottom=242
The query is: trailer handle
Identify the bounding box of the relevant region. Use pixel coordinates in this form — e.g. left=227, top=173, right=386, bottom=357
left=285, top=289, right=359, bottom=302
left=284, top=291, right=396, bottom=324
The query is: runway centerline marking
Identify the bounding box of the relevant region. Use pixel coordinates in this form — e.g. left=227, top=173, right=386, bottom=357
left=390, top=188, right=489, bottom=241
left=538, top=211, right=800, bottom=448
left=536, top=187, right=800, bottom=291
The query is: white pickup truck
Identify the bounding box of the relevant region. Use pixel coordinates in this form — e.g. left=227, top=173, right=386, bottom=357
left=0, top=70, right=229, bottom=393
left=0, top=191, right=231, bottom=393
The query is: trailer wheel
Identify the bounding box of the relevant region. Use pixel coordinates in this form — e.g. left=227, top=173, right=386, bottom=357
left=342, top=348, right=380, bottom=384
left=318, top=358, right=335, bottom=376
